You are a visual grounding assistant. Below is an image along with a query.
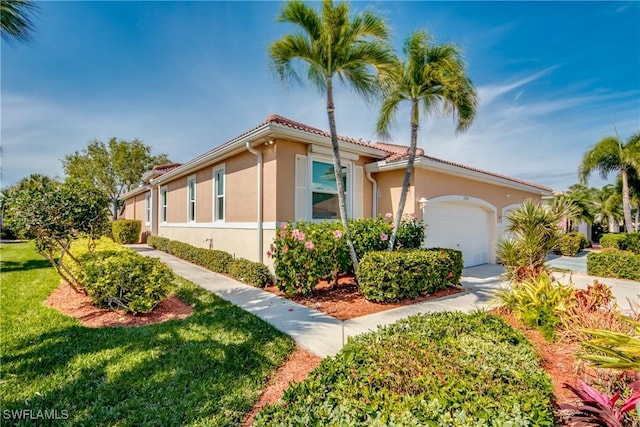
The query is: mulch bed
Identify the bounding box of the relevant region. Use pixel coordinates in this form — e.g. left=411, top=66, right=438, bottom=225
left=45, top=282, right=193, bottom=328
left=263, top=274, right=465, bottom=321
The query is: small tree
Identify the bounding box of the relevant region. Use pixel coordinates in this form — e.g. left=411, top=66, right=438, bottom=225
left=498, top=200, right=575, bottom=281
left=6, top=177, right=110, bottom=292
left=62, top=137, right=170, bottom=219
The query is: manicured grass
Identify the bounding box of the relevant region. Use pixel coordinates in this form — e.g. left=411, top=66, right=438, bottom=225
left=0, top=242, right=294, bottom=426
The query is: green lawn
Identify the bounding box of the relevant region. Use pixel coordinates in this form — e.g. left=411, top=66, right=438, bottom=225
left=0, top=242, right=294, bottom=426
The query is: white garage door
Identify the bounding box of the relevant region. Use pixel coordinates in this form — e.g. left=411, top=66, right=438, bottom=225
left=425, top=202, right=491, bottom=267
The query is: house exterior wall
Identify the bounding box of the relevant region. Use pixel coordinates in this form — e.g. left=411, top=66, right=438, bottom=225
left=122, top=192, right=148, bottom=242
left=375, top=168, right=543, bottom=222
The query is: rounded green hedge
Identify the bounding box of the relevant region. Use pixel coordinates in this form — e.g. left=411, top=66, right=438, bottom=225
left=228, top=258, right=272, bottom=288
left=81, top=250, right=175, bottom=314
left=357, top=248, right=463, bottom=302
left=111, top=219, right=142, bottom=244
left=556, top=232, right=589, bottom=256
left=587, top=249, right=640, bottom=281
left=255, top=311, right=555, bottom=426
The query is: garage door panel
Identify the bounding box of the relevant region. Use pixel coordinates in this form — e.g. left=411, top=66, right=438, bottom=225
left=425, top=202, right=490, bottom=267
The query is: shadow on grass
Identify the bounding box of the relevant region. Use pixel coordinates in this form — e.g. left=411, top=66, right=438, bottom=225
left=2, top=287, right=294, bottom=426
left=0, top=258, right=52, bottom=273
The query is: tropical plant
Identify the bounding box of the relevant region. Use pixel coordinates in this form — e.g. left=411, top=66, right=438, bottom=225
left=497, top=200, right=565, bottom=281
left=593, top=185, right=625, bottom=232
left=579, top=318, right=640, bottom=371
left=376, top=29, right=477, bottom=251
left=62, top=138, right=170, bottom=219
left=493, top=272, right=574, bottom=340
left=0, top=0, right=37, bottom=42
left=579, top=131, right=640, bottom=232
left=269, top=0, right=395, bottom=271
left=559, top=380, right=640, bottom=427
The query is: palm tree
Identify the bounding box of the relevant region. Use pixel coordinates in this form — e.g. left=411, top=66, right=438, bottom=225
left=375, top=30, right=477, bottom=250
left=1, top=0, right=37, bottom=42
left=269, top=0, right=395, bottom=269
left=592, top=185, right=624, bottom=232
left=579, top=131, right=640, bottom=232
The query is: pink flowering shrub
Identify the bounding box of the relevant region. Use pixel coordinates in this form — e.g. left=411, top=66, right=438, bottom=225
left=271, top=216, right=425, bottom=295
left=271, top=221, right=349, bottom=296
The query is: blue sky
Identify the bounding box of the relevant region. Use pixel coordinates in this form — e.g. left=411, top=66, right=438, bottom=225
left=2, top=1, right=639, bottom=191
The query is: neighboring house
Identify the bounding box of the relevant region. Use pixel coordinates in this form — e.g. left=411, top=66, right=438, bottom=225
left=121, top=114, right=552, bottom=268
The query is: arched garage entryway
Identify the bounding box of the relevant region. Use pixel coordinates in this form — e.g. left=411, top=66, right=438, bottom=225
left=424, top=196, right=497, bottom=267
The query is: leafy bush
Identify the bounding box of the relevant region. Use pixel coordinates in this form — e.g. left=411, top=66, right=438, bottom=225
left=395, top=214, right=425, bottom=249
left=348, top=217, right=393, bottom=259
left=600, top=233, right=626, bottom=250
left=147, top=235, right=171, bottom=252
left=81, top=250, right=174, bottom=314
left=620, top=232, right=640, bottom=254
left=166, top=240, right=232, bottom=273
left=493, top=273, right=574, bottom=341
left=270, top=217, right=425, bottom=295
left=228, top=258, right=272, bottom=288
left=111, top=219, right=142, bottom=244
left=587, top=249, right=640, bottom=281
left=556, top=232, right=589, bottom=256
left=271, top=222, right=348, bottom=296
left=255, top=311, right=555, bottom=426
left=357, top=249, right=462, bottom=302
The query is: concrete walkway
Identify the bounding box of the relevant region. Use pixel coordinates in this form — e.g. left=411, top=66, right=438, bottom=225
left=130, top=245, right=638, bottom=358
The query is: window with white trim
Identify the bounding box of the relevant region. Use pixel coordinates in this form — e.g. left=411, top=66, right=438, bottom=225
left=145, top=192, right=151, bottom=225
left=213, top=165, right=225, bottom=222
left=311, top=160, right=348, bottom=220
left=160, top=187, right=168, bottom=223
left=187, top=176, right=196, bottom=222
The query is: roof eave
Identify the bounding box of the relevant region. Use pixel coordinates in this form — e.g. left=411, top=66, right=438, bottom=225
left=151, top=124, right=273, bottom=185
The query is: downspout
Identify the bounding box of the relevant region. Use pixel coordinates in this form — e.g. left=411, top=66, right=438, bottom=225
left=365, top=171, right=378, bottom=217
left=245, top=141, right=263, bottom=263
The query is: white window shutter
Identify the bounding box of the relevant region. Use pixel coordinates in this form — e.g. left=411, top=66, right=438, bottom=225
left=294, top=154, right=308, bottom=220
left=353, top=165, right=364, bottom=218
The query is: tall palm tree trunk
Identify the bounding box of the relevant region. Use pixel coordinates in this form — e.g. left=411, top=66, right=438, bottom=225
left=621, top=169, right=633, bottom=232
left=326, top=79, right=359, bottom=270
left=389, top=100, right=419, bottom=250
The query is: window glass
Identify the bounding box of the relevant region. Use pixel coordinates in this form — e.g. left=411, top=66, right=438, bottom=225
left=311, top=161, right=347, bottom=220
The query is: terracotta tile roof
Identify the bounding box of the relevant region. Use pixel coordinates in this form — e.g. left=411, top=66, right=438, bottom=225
left=152, top=162, right=182, bottom=172
left=265, top=114, right=390, bottom=153
left=266, top=114, right=551, bottom=192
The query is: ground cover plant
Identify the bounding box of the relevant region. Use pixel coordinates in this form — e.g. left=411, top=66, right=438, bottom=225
left=255, top=311, right=555, bottom=426
left=0, top=241, right=293, bottom=426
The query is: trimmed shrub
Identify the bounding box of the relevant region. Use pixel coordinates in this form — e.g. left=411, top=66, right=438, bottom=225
left=587, top=249, right=640, bottom=281
left=147, top=235, right=171, bottom=252
left=556, top=232, right=588, bottom=256
left=620, top=232, right=640, bottom=254
left=81, top=250, right=175, bottom=314
left=357, top=248, right=462, bottom=302
left=599, top=233, right=626, bottom=250
left=228, top=258, right=272, bottom=288
left=167, top=240, right=232, bottom=273
left=111, top=219, right=142, bottom=244
left=255, top=311, right=555, bottom=426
